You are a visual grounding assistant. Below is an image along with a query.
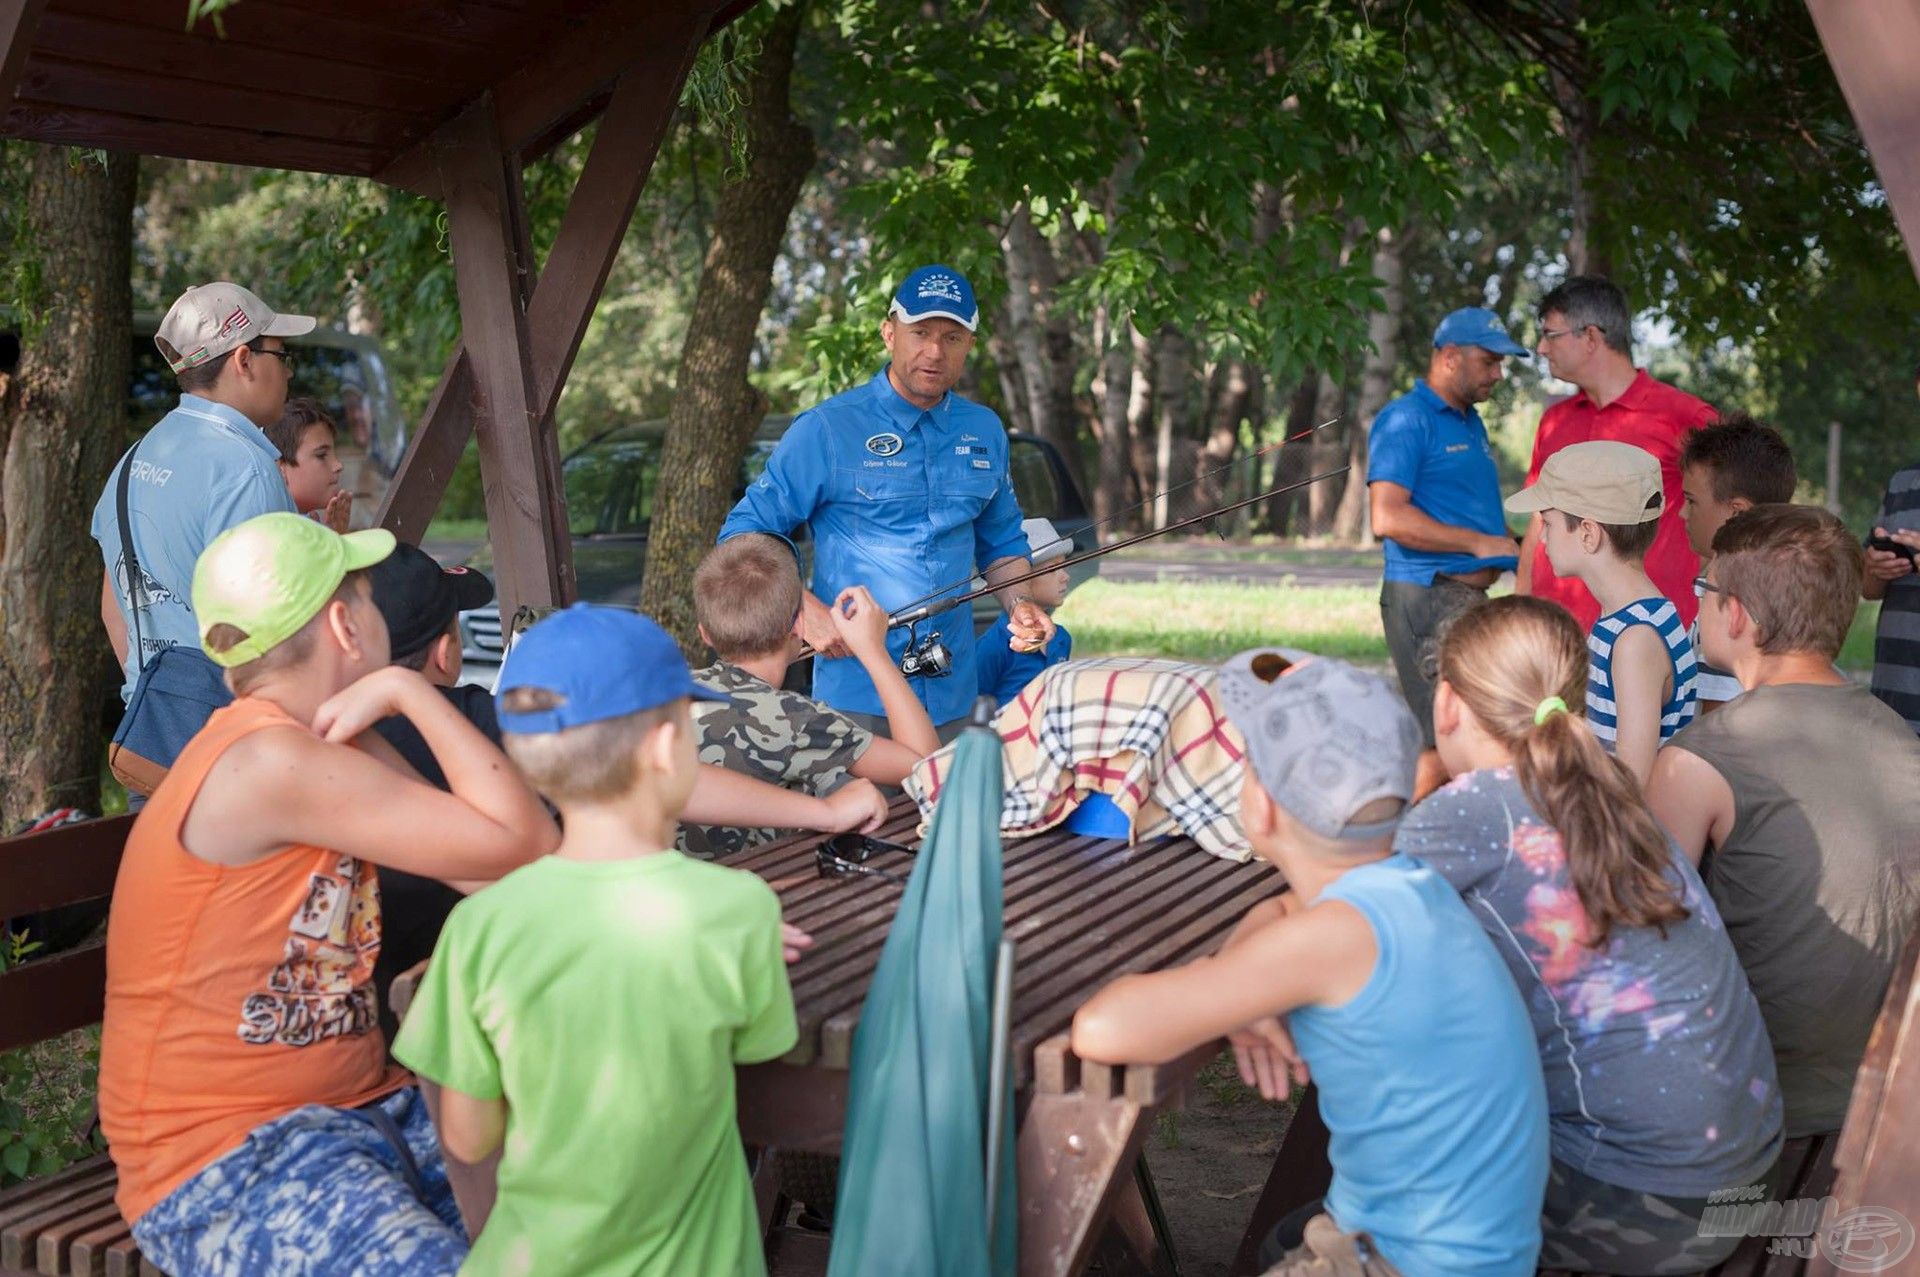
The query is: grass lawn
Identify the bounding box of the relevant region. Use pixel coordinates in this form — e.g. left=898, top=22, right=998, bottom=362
left=1063, top=578, right=1883, bottom=676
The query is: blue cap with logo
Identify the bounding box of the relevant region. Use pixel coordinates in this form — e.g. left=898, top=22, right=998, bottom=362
left=1432, top=307, right=1529, bottom=357
left=889, top=264, right=979, bottom=332
left=495, top=603, right=729, bottom=735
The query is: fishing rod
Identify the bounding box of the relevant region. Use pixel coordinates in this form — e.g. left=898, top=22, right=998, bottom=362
left=800, top=463, right=1354, bottom=673
left=883, top=415, right=1344, bottom=625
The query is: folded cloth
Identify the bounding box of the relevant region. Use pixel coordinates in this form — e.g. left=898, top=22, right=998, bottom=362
left=904, top=656, right=1250, bottom=861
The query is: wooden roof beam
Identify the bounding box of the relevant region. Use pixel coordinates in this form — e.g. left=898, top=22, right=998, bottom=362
left=377, top=8, right=708, bottom=547
left=374, top=0, right=721, bottom=197
left=0, top=0, right=50, bottom=111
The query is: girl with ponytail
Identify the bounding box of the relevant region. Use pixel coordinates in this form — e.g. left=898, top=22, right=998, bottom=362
left=1393, top=595, right=1782, bottom=1275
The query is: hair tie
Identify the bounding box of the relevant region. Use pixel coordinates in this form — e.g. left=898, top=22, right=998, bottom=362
left=1533, top=695, right=1569, bottom=726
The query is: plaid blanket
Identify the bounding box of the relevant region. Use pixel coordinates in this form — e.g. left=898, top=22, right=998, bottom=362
left=904, top=656, right=1251, bottom=861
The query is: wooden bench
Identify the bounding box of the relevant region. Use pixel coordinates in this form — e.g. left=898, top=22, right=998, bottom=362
left=0, top=814, right=145, bottom=1277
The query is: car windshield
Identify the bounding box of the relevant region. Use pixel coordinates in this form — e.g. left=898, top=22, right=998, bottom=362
left=563, top=434, right=781, bottom=538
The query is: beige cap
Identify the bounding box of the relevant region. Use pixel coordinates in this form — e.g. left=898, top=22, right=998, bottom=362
left=156, top=282, right=315, bottom=374
left=1505, top=440, right=1663, bottom=525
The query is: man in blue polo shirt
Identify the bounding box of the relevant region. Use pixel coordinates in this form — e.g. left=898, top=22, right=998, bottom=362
left=93, top=282, right=309, bottom=700
left=718, top=264, right=1053, bottom=735
left=1368, top=307, right=1525, bottom=778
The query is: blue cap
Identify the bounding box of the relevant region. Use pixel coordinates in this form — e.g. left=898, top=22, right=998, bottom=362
left=1432, top=307, right=1529, bottom=357
left=495, top=604, right=728, bottom=735
left=889, top=264, right=979, bottom=331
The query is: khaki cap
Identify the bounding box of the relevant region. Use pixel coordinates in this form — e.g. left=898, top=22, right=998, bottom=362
left=156, top=282, right=315, bottom=374
left=1505, top=440, right=1663, bottom=525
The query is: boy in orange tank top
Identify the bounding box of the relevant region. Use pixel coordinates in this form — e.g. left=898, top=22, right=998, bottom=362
left=99, top=512, right=559, bottom=1275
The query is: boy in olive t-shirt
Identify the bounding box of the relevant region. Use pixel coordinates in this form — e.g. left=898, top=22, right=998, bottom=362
left=394, top=605, right=802, bottom=1276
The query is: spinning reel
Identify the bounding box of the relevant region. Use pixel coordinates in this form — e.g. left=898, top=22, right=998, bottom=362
left=897, top=620, right=954, bottom=679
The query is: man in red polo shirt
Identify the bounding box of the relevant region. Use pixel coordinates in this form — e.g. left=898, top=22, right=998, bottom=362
left=1517, top=276, right=1717, bottom=629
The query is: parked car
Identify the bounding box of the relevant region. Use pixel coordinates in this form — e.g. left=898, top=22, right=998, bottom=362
left=456, top=414, right=1099, bottom=685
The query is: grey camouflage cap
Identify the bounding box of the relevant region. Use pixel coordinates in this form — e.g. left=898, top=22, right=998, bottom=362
left=1218, top=648, right=1421, bottom=842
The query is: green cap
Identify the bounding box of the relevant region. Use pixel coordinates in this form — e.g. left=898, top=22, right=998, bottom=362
left=193, top=513, right=396, bottom=667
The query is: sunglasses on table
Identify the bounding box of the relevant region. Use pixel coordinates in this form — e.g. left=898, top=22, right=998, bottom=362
left=816, top=833, right=917, bottom=885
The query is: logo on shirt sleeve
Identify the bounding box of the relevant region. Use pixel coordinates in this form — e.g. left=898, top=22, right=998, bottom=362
left=865, top=432, right=904, bottom=458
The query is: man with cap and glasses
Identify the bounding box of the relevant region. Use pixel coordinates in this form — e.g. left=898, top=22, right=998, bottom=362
left=719, top=264, right=1054, bottom=739
left=92, top=281, right=312, bottom=704
left=1367, top=306, right=1525, bottom=790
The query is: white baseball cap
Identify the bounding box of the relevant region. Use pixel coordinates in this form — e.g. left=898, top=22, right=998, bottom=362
left=156, top=282, right=316, bottom=374
left=1022, top=517, right=1068, bottom=562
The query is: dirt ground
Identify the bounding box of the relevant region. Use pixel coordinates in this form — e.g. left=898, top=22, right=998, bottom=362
left=1136, top=1054, right=1301, bottom=1275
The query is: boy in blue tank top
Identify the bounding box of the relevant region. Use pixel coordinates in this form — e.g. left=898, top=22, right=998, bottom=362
left=1073, top=649, right=1548, bottom=1277
left=1507, top=440, right=1697, bottom=785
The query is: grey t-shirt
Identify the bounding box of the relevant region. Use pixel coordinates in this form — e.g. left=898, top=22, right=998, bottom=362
left=1667, top=682, right=1920, bottom=1137
left=1395, top=768, right=1782, bottom=1195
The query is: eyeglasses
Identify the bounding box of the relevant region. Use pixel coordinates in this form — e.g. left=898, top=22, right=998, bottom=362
left=252, top=346, right=297, bottom=375
left=1537, top=325, right=1592, bottom=344
left=1693, top=575, right=1726, bottom=599
left=816, top=833, right=917, bottom=885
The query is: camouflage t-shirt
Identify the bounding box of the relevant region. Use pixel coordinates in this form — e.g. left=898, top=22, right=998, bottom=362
left=678, top=661, right=875, bottom=860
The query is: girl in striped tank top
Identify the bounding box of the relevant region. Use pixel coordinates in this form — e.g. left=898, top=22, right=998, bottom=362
left=1506, top=439, right=1698, bottom=784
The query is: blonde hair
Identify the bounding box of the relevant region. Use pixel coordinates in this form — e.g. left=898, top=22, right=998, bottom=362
left=498, top=690, right=679, bottom=803
left=1437, top=595, right=1686, bottom=948
left=693, top=535, right=802, bottom=659
left=203, top=572, right=367, bottom=696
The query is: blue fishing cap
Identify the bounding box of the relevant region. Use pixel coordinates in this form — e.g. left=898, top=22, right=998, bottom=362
left=495, top=603, right=729, bottom=735
left=889, top=264, right=979, bottom=331
left=1432, top=306, right=1529, bottom=357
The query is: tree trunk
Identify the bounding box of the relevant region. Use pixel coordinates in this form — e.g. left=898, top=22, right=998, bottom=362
left=1307, top=369, right=1346, bottom=535
left=1149, top=327, right=1194, bottom=530
left=1196, top=357, right=1257, bottom=511
left=639, top=6, right=815, bottom=659
left=1125, top=323, right=1156, bottom=528
left=0, top=147, right=136, bottom=827
left=1332, top=226, right=1405, bottom=543
left=1266, top=373, right=1319, bottom=535
left=999, top=205, right=1085, bottom=491
left=1092, top=305, right=1134, bottom=532
left=1552, top=64, right=1612, bottom=278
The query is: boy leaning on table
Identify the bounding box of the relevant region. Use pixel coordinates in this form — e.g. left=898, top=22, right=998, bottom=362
left=393, top=604, right=809, bottom=1277
left=1071, top=649, right=1549, bottom=1276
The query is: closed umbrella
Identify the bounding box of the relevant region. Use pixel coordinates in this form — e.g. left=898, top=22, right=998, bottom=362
left=828, top=700, right=1017, bottom=1276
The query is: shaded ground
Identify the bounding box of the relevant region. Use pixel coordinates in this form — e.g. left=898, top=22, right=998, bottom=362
left=1140, top=1054, right=1299, bottom=1275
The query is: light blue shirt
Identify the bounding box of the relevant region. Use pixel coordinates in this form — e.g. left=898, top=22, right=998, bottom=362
left=1292, top=855, right=1549, bottom=1276
left=718, top=368, right=1030, bottom=725
left=90, top=394, right=296, bottom=701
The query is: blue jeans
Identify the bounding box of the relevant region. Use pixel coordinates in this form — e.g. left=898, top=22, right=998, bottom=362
left=131, top=1086, right=468, bottom=1276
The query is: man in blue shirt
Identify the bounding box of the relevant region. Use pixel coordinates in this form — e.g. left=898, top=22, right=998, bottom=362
left=719, top=265, right=1054, bottom=733
left=1368, top=307, right=1524, bottom=777
left=93, top=282, right=309, bottom=700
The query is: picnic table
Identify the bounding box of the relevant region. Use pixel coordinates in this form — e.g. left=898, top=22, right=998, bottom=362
left=729, top=795, right=1288, bottom=1277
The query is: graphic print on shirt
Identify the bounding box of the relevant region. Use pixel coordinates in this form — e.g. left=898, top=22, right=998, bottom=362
left=239, top=855, right=382, bottom=1047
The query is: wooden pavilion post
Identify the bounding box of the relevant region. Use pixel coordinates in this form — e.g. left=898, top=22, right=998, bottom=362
left=1808, top=0, right=1920, bottom=283
left=375, top=5, right=711, bottom=592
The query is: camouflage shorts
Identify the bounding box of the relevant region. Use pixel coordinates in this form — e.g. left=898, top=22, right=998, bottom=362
left=1540, top=1156, right=1770, bottom=1275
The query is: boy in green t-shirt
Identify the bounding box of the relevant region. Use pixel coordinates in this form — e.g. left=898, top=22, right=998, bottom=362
left=394, top=604, right=803, bottom=1276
